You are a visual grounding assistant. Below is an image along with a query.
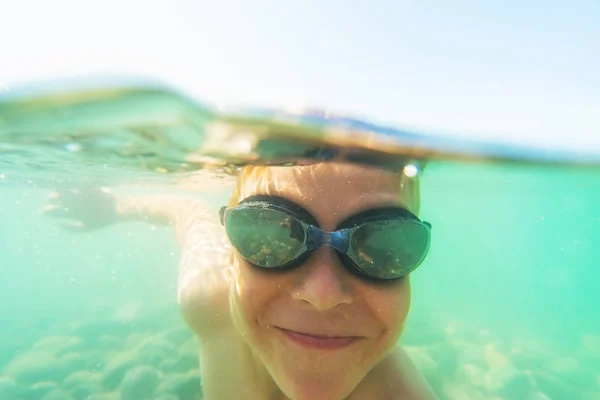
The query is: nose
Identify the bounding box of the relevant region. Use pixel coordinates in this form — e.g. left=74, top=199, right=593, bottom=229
left=291, top=248, right=353, bottom=311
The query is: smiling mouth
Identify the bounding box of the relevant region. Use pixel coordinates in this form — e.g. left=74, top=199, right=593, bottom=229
left=275, top=327, right=361, bottom=349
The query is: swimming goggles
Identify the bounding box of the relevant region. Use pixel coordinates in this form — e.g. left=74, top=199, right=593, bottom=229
left=220, top=195, right=431, bottom=282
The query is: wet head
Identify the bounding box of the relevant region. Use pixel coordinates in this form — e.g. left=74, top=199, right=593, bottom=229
left=227, top=162, right=421, bottom=399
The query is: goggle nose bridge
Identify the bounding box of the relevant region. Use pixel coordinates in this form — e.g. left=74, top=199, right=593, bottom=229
left=305, top=225, right=350, bottom=253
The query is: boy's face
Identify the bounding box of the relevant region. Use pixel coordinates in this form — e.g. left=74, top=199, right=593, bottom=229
left=229, top=163, right=417, bottom=399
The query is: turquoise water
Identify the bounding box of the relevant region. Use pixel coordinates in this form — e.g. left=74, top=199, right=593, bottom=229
left=1, top=83, right=599, bottom=399
left=406, top=162, right=600, bottom=399
left=1, top=159, right=598, bottom=399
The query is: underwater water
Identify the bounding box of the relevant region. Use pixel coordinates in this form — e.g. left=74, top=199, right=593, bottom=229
left=1, top=83, right=599, bottom=400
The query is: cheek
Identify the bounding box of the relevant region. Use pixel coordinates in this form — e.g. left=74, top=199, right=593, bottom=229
left=230, top=255, right=266, bottom=339
left=368, top=278, right=412, bottom=333
left=232, top=254, right=282, bottom=320
left=233, top=255, right=262, bottom=308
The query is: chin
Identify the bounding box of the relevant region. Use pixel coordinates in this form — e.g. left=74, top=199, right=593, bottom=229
left=278, top=376, right=357, bottom=400
left=267, top=360, right=365, bottom=400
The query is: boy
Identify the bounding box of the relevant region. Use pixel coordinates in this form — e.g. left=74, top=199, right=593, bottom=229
left=45, top=162, right=436, bottom=399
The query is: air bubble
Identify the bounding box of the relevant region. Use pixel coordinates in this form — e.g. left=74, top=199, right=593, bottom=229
left=403, top=164, right=418, bottom=178
left=65, top=142, right=82, bottom=152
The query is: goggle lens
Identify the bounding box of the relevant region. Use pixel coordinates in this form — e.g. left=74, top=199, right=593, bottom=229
left=350, top=219, right=430, bottom=279
left=225, top=208, right=306, bottom=268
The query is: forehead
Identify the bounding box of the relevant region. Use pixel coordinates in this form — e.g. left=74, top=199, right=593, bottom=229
left=235, top=163, right=417, bottom=222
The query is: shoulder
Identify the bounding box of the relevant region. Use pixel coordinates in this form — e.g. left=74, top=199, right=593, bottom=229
left=165, top=196, right=235, bottom=339
left=390, top=346, right=439, bottom=399
left=178, top=261, right=233, bottom=339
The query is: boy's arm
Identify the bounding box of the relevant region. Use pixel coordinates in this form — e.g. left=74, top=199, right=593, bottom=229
left=175, top=201, right=233, bottom=337
left=395, top=347, right=439, bottom=399
left=44, top=186, right=218, bottom=235
left=42, top=187, right=188, bottom=231
left=118, top=192, right=234, bottom=336
left=114, top=192, right=201, bottom=233
left=44, top=187, right=234, bottom=335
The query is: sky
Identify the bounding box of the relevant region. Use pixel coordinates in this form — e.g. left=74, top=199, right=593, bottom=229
left=1, top=0, right=599, bottom=151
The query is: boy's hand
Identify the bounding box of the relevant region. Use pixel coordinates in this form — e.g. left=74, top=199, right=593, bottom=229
left=41, top=187, right=119, bottom=232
